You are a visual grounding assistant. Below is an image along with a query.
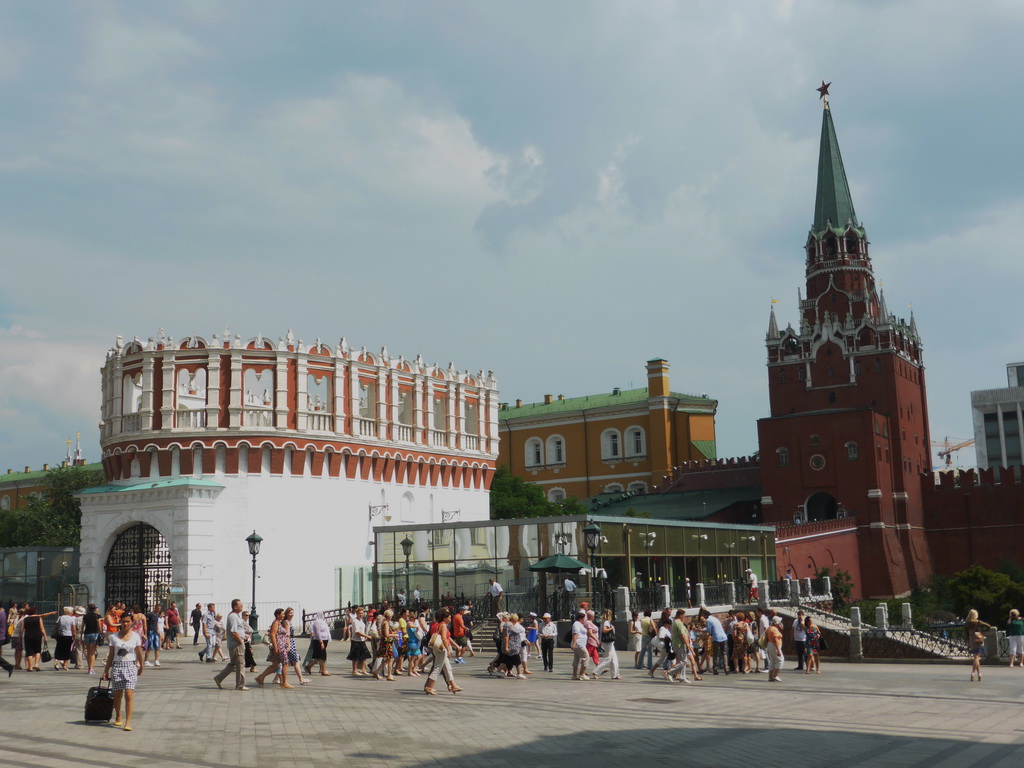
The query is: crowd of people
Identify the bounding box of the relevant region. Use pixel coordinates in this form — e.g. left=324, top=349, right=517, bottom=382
left=2, top=595, right=1021, bottom=732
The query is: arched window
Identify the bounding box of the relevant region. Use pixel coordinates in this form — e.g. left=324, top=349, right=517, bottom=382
left=122, top=374, right=142, bottom=415
left=779, top=370, right=786, bottom=384
left=545, top=435, right=565, bottom=465
left=777, top=447, right=789, bottom=467
left=828, top=392, right=837, bottom=404
left=854, top=361, right=862, bottom=375
left=525, top=438, right=543, bottom=467
left=874, top=358, right=882, bottom=373
left=625, top=427, right=646, bottom=458
left=0, top=495, right=8, bottom=511
left=601, top=429, right=621, bottom=459
left=627, top=481, right=648, bottom=494
left=810, top=435, right=820, bottom=446
left=547, top=488, right=566, bottom=503
left=604, top=483, right=624, bottom=493
left=797, top=368, right=806, bottom=382
left=846, top=441, right=858, bottom=460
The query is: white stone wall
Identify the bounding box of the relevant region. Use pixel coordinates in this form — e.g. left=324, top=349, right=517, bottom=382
left=79, top=472, right=489, bottom=613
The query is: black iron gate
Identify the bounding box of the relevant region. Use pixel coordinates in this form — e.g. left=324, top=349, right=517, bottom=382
left=105, top=523, right=172, bottom=609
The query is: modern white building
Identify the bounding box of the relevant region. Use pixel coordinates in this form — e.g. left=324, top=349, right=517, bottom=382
left=971, top=362, right=1024, bottom=470
left=77, top=329, right=498, bottom=615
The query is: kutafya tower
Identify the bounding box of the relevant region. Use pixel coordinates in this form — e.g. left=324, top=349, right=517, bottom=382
left=757, top=84, right=933, bottom=598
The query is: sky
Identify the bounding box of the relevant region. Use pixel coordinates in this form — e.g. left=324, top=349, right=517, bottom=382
left=1, top=0, right=1022, bottom=473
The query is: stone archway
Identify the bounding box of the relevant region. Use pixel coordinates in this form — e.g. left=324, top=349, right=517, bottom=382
left=105, top=523, right=172, bottom=609
left=804, top=491, right=838, bottom=522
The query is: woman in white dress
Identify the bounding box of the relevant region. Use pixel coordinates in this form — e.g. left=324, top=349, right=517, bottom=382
left=592, top=609, right=621, bottom=679
left=102, top=614, right=144, bottom=731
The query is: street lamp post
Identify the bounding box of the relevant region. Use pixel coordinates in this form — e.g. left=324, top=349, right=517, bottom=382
left=245, top=530, right=263, bottom=640
left=583, top=521, right=601, bottom=607
left=400, top=536, right=413, bottom=608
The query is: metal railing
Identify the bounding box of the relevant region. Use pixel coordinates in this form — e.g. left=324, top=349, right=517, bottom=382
left=702, top=583, right=728, bottom=606
left=632, top=586, right=664, bottom=614
left=766, top=580, right=791, bottom=601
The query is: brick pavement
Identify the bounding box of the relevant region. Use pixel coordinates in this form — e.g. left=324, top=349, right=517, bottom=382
left=2, top=644, right=1024, bottom=768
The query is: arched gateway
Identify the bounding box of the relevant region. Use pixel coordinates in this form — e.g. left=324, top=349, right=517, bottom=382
left=105, top=523, right=172, bottom=609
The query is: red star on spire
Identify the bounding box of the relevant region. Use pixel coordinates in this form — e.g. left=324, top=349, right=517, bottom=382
left=816, top=80, right=831, bottom=100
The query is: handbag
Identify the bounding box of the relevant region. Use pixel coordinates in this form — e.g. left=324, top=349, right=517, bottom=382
left=818, top=635, right=829, bottom=652
left=429, top=631, right=445, bottom=653
left=562, top=629, right=572, bottom=644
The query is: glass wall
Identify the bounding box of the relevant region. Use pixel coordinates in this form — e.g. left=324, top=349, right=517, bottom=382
left=0, top=547, right=79, bottom=603
left=373, top=518, right=776, bottom=611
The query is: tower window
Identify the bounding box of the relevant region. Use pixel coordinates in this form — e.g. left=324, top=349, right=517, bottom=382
left=798, top=369, right=806, bottom=382
left=874, top=358, right=882, bottom=373
left=827, top=366, right=833, bottom=378
left=854, top=361, right=862, bottom=375
left=828, top=392, right=837, bottom=404
left=777, top=447, right=789, bottom=467
left=810, top=435, right=820, bottom=446
left=846, top=441, right=858, bottom=460
left=779, top=370, right=786, bottom=384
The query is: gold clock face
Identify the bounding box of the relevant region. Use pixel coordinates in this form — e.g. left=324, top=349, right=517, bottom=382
left=809, top=454, right=826, bottom=471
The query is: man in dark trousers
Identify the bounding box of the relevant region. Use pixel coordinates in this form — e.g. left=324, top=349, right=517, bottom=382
left=190, top=603, right=203, bottom=645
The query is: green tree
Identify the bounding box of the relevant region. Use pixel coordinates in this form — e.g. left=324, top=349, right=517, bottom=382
left=947, top=564, right=1024, bottom=621
left=815, top=565, right=854, bottom=611
left=0, top=464, right=106, bottom=547
left=488, top=464, right=581, bottom=519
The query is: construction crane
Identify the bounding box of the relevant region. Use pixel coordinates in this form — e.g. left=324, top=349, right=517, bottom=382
left=931, top=436, right=975, bottom=469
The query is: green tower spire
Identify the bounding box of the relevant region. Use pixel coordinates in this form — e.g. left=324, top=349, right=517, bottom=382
left=812, top=103, right=859, bottom=234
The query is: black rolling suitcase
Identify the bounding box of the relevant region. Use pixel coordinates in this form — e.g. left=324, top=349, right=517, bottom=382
left=84, top=679, right=114, bottom=722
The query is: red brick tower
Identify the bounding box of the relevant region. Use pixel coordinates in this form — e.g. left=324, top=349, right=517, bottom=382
left=757, top=93, right=933, bottom=598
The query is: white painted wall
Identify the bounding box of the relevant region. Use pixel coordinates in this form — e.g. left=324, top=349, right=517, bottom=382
left=79, top=473, right=489, bottom=616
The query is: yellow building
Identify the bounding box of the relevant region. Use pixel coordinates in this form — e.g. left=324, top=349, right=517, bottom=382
left=498, top=359, right=717, bottom=500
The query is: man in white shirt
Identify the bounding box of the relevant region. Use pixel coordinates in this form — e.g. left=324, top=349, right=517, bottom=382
left=792, top=610, right=807, bottom=670
left=488, top=579, right=504, bottom=614
left=747, top=568, right=759, bottom=602
left=213, top=599, right=247, bottom=690
left=571, top=610, right=590, bottom=680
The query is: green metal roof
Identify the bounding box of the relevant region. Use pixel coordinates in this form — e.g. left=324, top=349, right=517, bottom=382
left=691, top=440, right=717, bottom=460
left=79, top=477, right=223, bottom=494
left=587, top=487, right=761, bottom=521
left=500, top=387, right=716, bottom=421
left=812, top=103, right=859, bottom=234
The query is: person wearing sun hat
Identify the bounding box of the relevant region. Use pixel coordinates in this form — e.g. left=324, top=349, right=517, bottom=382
left=539, top=613, right=557, bottom=672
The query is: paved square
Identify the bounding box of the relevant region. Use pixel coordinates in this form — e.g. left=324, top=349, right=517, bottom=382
left=3, top=645, right=1023, bottom=768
